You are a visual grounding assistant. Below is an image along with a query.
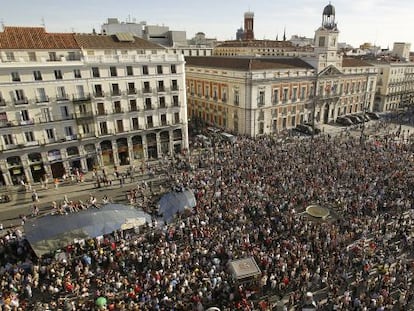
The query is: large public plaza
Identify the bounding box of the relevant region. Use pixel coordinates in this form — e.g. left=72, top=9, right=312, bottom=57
left=0, top=113, right=413, bottom=310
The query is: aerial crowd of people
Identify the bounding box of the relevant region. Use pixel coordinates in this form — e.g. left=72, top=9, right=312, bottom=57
left=0, top=121, right=413, bottom=310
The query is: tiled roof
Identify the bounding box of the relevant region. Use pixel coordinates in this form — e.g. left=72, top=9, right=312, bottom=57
left=185, top=56, right=314, bottom=71
left=342, top=57, right=373, bottom=67
left=0, top=26, right=79, bottom=49
left=74, top=34, right=165, bottom=50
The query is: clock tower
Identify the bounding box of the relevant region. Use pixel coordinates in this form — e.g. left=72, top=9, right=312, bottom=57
left=314, top=3, right=342, bottom=72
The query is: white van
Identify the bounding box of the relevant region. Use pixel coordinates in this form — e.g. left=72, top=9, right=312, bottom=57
left=220, top=132, right=237, bottom=144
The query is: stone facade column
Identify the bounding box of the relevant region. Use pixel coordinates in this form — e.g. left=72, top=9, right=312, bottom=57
left=112, top=140, right=119, bottom=167
left=142, top=134, right=148, bottom=161
left=156, top=132, right=162, bottom=159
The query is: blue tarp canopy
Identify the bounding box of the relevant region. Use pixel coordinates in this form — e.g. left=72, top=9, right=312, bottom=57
left=24, top=204, right=151, bottom=257
left=158, top=189, right=196, bottom=222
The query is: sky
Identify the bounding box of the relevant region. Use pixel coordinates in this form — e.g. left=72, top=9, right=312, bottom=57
left=1, top=0, right=413, bottom=49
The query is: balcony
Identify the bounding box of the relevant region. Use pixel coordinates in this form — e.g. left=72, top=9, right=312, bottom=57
left=146, top=123, right=154, bottom=129
left=79, top=132, right=96, bottom=139
left=73, top=94, right=91, bottom=103
left=171, top=85, right=179, bottom=91
left=96, top=110, right=107, bottom=116
left=56, top=95, right=70, bottom=102
left=75, top=111, right=94, bottom=119
left=13, top=97, right=29, bottom=105
left=111, top=90, right=122, bottom=97
left=65, top=135, right=78, bottom=141
left=93, top=91, right=105, bottom=98
left=35, top=96, right=50, bottom=104
left=157, top=86, right=166, bottom=93
left=20, top=119, right=34, bottom=126
left=127, top=88, right=137, bottom=95
left=144, top=105, right=153, bottom=111
left=25, top=141, right=39, bottom=147
left=143, top=87, right=152, bottom=94
left=113, top=108, right=124, bottom=114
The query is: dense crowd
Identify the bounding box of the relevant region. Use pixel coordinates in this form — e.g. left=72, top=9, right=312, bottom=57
left=0, top=128, right=413, bottom=310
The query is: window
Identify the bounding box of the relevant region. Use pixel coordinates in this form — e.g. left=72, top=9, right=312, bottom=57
left=33, top=70, right=42, bottom=80
left=171, top=64, right=177, bottom=74
left=82, top=124, right=91, bottom=134
left=14, top=89, right=26, bottom=103
left=36, top=88, right=48, bottom=102
left=126, top=66, right=133, bottom=76
left=145, top=98, right=152, bottom=110
left=292, top=88, right=298, bottom=101
left=49, top=52, right=57, bottom=61
left=92, top=67, right=100, bottom=78
left=258, top=91, right=265, bottom=106
left=127, top=82, right=136, bottom=94
left=3, top=134, right=14, bottom=145
left=132, top=117, right=139, bottom=130
left=28, top=52, right=37, bottom=61
left=42, top=107, right=52, bottom=122
left=11, top=72, right=20, bottom=82
left=159, top=96, right=166, bottom=108
left=61, top=106, right=70, bottom=118
left=146, top=116, right=153, bottom=128
left=234, top=90, right=240, bottom=105
left=74, top=69, right=81, bottom=78
left=157, top=65, right=163, bottom=74
left=20, top=110, right=30, bottom=121
left=24, top=131, right=35, bottom=142
left=282, top=89, right=288, bottom=102
left=111, top=83, right=120, bottom=96
left=300, top=87, right=306, bottom=100
left=64, top=126, right=73, bottom=137
left=99, top=122, right=108, bottom=135
left=158, top=80, right=165, bottom=92
left=114, top=101, right=122, bottom=113
left=174, top=112, right=180, bottom=124
left=143, top=81, right=151, bottom=93
left=110, top=66, right=117, bottom=77
left=6, top=52, right=15, bottom=61
left=318, top=36, right=325, bottom=47
left=172, top=95, right=179, bottom=107
left=161, top=114, right=167, bottom=125
left=57, top=86, right=67, bottom=100
left=54, top=70, right=63, bottom=79
left=67, top=52, right=77, bottom=61
left=46, top=128, right=55, bottom=139
left=273, top=89, right=279, bottom=104
left=171, top=80, right=178, bottom=91
left=130, top=99, right=137, bottom=111
left=142, top=65, right=149, bottom=75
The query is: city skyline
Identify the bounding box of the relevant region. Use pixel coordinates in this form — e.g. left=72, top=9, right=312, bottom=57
left=1, top=0, right=413, bottom=49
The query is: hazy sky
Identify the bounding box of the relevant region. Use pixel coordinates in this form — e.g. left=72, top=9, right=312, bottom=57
left=1, top=0, right=413, bottom=49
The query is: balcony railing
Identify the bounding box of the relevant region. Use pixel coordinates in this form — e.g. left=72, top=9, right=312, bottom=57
left=13, top=97, right=29, bottom=105
left=111, top=90, right=122, bottom=97
left=144, top=105, right=153, bottom=111
left=79, top=132, right=96, bottom=139
left=73, top=94, right=91, bottom=102
left=157, top=86, right=166, bottom=92
left=127, top=88, right=137, bottom=95
left=56, top=95, right=70, bottom=102
left=113, top=108, right=124, bottom=114
left=143, top=87, right=152, bottom=94
left=19, top=119, right=34, bottom=126
left=93, top=91, right=105, bottom=98
left=171, top=85, right=179, bottom=91
left=74, top=111, right=94, bottom=119
left=35, top=96, right=50, bottom=104
left=96, top=110, right=107, bottom=116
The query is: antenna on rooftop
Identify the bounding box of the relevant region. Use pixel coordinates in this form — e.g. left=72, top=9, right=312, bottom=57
left=41, top=17, right=46, bottom=28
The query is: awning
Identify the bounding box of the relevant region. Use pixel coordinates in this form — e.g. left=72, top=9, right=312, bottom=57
left=158, top=189, right=196, bottom=223
left=24, top=204, right=151, bottom=257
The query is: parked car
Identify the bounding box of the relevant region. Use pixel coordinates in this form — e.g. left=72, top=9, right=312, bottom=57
left=347, top=115, right=363, bottom=124
left=303, top=123, right=322, bottom=134
left=357, top=114, right=370, bottom=122
left=336, top=116, right=353, bottom=126
left=294, top=124, right=314, bottom=135
left=366, top=112, right=380, bottom=120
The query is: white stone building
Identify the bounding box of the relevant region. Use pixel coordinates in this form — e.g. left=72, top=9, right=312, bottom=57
left=0, top=27, right=188, bottom=186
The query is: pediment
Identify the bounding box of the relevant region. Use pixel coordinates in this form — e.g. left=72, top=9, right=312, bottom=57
left=319, top=65, right=343, bottom=76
